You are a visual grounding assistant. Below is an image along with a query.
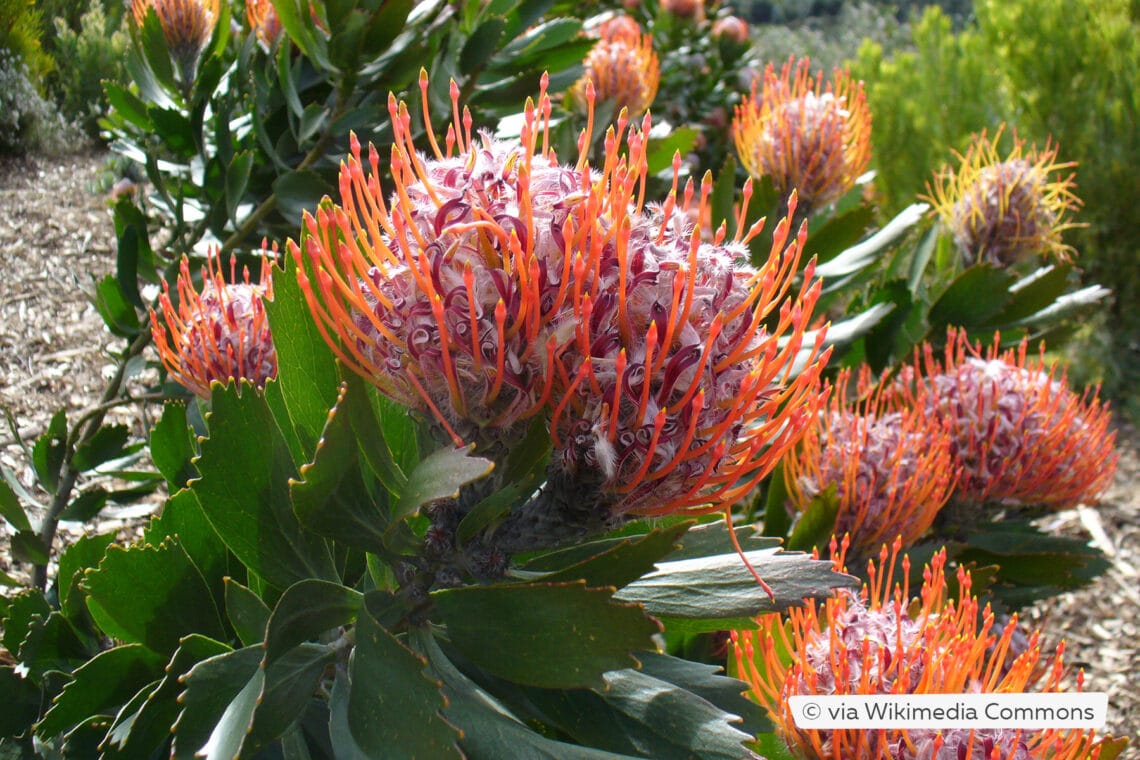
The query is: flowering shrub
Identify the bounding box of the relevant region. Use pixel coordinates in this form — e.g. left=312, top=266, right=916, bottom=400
left=569, top=17, right=660, bottom=117
left=732, top=538, right=1118, bottom=759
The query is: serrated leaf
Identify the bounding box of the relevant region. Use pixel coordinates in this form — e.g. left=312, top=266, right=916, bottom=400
left=263, top=580, right=362, bottom=664
left=172, top=646, right=263, bottom=759
left=192, top=381, right=337, bottom=590
left=291, top=382, right=390, bottom=555
left=615, top=549, right=856, bottom=632
left=36, top=644, right=163, bottom=740
left=666, top=520, right=781, bottom=561
left=225, top=579, right=271, bottom=647
left=151, top=401, right=198, bottom=489
left=145, top=489, right=229, bottom=601
left=637, top=651, right=770, bottom=736
left=751, top=731, right=796, bottom=760
left=393, top=444, right=493, bottom=523
left=0, top=666, right=44, bottom=739
left=263, top=258, right=342, bottom=458
left=2, top=590, right=51, bottom=656
left=84, top=538, right=226, bottom=653
left=17, top=610, right=91, bottom=677
left=105, top=634, right=229, bottom=755
left=785, top=485, right=839, bottom=553
left=11, top=530, right=51, bottom=565
left=432, top=582, right=660, bottom=689
left=415, top=630, right=627, bottom=759
left=347, top=596, right=460, bottom=758
left=248, top=643, right=336, bottom=751
left=57, top=533, right=115, bottom=621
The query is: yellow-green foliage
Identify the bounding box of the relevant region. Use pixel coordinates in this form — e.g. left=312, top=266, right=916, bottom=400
left=50, top=2, right=129, bottom=136
left=852, top=6, right=1010, bottom=213
left=853, top=0, right=1140, bottom=400
left=0, top=0, right=53, bottom=83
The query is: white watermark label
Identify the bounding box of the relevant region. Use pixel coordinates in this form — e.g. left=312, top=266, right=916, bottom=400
left=789, top=694, right=1108, bottom=729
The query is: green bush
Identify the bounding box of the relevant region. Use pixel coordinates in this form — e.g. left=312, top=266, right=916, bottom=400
left=750, top=1, right=908, bottom=72
left=0, top=0, right=52, bottom=82
left=49, top=1, right=129, bottom=136
left=0, top=50, right=79, bottom=154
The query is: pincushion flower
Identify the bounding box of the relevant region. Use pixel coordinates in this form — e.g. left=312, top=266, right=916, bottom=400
left=925, top=127, right=1081, bottom=267
left=903, top=330, right=1116, bottom=509
left=292, top=72, right=580, bottom=453
left=711, top=15, right=749, bottom=45
left=569, top=20, right=660, bottom=117
left=131, top=0, right=219, bottom=86
left=785, top=366, right=955, bottom=556
left=733, top=56, right=871, bottom=213
left=246, top=0, right=283, bottom=49
left=151, top=250, right=277, bottom=398
left=732, top=537, right=1110, bottom=760
left=292, top=72, right=829, bottom=560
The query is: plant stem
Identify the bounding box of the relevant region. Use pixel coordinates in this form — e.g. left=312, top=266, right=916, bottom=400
left=32, top=330, right=153, bottom=591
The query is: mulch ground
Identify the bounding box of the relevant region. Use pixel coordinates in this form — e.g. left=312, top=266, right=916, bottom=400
left=1, top=150, right=1136, bottom=754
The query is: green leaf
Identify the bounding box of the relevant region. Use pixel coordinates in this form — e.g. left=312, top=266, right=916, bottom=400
left=646, top=128, right=699, bottom=175
left=72, top=424, right=130, bottom=472
left=57, top=488, right=109, bottom=522
left=84, top=538, right=226, bottom=653
left=56, top=533, right=115, bottom=622
left=0, top=477, right=32, bottom=532
left=614, top=549, right=856, bottom=632
left=275, top=170, right=332, bottom=226
left=415, top=630, right=627, bottom=759
left=36, top=644, right=163, bottom=740
left=32, top=409, right=67, bottom=495
left=762, top=467, right=792, bottom=539
left=93, top=273, right=142, bottom=337
left=199, top=666, right=264, bottom=760
left=291, top=382, right=391, bottom=555
left=0, top=666, right=43, bottom=739
left=11, top=530, right=51, bottom=565
left=225, top=151, right=255, bottom=223
left=151, top=402, right=198, bottom=490
left=137, top=8, right=175, bottom=91
left=927, top=264, right=1016, bottom=333
left=263, top=257, right=342, bottom=458
left=172, top=646, right=263, bottom=759
left=460, top=17, right=507, bottom=74
left=362, top=0, right=414, bottom=55
left=752, top=731, right=797, bottom=760
left=709, top=156, right=738, bottom=237
left=785, top=485, right=840, bottom=553
left=192, top=381, right=337, bottom=590
left=248, top=643, right=336, bottom=751
left=2, top=589, right=51, bottom=656
left=105, top=634, right=230, bottom=756
left=17, top=610, right=91, bottom=677
left=806, top=204, right=876, bottom=264
left=347, top=597, right=460, bottom=758
left=907, top=224, right=939, bottom=293
left=104, top=82, right=151, bottom=130
left=263, top=580, right=362, bottom=664
left=636, top=651, right=770, bottom=736
left=225, top=579, right=271, bottom=647
left=535, top=521, right=693, bottom=588
left=145, top=489, right=229, bottom=601
left=665, top=520, right=780, bottom=561
left=432, top=582, right=660, bottom=689
left=393, top=444, right=493, bottom=523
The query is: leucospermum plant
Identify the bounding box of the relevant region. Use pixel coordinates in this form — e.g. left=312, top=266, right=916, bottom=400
left=151, top=249, right=278, bottom=398
left=733, top=56, right=872, bottom=217
left=784, top=366, right=956, bottom=557
left=1, top=73, right=854, bottom=758
left=732, top=538, right=1120, bottom=760
left=926, top=127, right=1082, bottom=268
left=568, top=18, right=660, bottom=117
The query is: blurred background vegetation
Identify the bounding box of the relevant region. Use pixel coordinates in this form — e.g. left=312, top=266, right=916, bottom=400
left=3, top=0, right=1138, bottom=417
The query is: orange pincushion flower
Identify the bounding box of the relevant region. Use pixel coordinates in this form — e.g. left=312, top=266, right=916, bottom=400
left=733, top=56, right=871, bottom=212
left=732, top=537, right=1110, bottom=760
left=569, top=21, right=659, bottom=117
left=151, top=250, right=277, bottom=398
left=291, top=70, right=830, bottom=530
left=925, top=127, right=1081, bottom=267
left=131, top=0, right=219, bottom=81
left=902, top=330, right=1116, bottom=510
left=785, top=366, right=955, bottom=555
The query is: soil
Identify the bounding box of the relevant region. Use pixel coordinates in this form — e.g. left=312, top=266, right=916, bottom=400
left=1, top=150, right=1136, bottom=754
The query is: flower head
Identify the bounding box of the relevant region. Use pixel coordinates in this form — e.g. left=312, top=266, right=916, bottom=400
left=785, top=366, right=955, bottom=555
left=732, top=537, right=1110, bottom=760
left=733, top=56, right=871, bottom=212
left=926, top=127, right=1081, bottom=267
left=292, top=71, right=829, bottom=525
left=292, top=72, right=580, bottom=452
left=131, top=0, right=219, bottom=84
left=711, top=15, right=749, bottom=45
left=246, top=0, right=283, bottom=49
left=151, top=249, right=277, bottom=398
left=660, top=0, right=704, bottom=19
left=902, top=330, right=1116, bottom=509
left=569, top=21, right=660, bottom=117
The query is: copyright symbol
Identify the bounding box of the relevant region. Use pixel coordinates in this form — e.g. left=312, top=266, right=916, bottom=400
left=802, top=702, right=821, bottom=720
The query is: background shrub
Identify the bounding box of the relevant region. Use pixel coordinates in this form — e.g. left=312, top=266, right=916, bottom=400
left=48, top=2, right=129, bottom=137
left=0, top=50, right=79, bottom=155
